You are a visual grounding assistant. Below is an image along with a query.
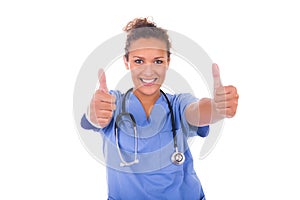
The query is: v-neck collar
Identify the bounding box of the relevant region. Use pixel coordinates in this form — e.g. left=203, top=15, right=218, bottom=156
left=127, top=92, right=164, bottom=126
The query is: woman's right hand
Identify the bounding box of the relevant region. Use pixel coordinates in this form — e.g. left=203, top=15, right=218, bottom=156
left=89, top=69, right=116, bottom=128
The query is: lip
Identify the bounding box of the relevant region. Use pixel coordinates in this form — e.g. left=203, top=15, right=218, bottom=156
left=140, top=78, right=157, bottom=86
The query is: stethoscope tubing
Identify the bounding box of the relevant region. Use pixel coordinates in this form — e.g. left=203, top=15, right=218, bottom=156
left=114, top=88, right=185, bottom=166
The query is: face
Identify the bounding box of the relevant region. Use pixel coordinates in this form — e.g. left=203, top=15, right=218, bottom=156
left=124, top=38, right=170, bottom=97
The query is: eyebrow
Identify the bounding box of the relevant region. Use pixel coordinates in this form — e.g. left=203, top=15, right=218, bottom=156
left=133, top=56, right=144, bottom=59
left=132, top=56, right=165, bottom=59
left=153, top=57, right=165, bottom=59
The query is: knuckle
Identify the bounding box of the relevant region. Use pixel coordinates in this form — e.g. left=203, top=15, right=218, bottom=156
left=228, top=85, right=235, bottom=90
left=228, top=101, right=234, bottom=107
left=98, top=122, right=105, bottom=127
left=214, top=96, right=221, bottom=103
left=215, top=103, right=221, bottom=109
left=232, top=86, right=237, bottom=94
left=227, top=108, right=236, bottom=118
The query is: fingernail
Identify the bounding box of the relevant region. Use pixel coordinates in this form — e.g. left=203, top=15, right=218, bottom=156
left=215, top=63, right=219, bottom=70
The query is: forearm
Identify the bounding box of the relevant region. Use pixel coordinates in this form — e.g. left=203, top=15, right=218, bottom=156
left=81, top=113, right=102, bottom=130
left=185, top=98, right=224, bottom=126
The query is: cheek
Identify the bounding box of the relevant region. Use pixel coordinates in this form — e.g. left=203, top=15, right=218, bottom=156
left=130, top=69, right=140, bottom=81
left=130, top=66, right=168, bottom=79
left=157, top=68, right=167, bottom=78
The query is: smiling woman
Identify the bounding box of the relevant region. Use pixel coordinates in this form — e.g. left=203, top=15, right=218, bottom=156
left=80, top=17, right=238, bottom=200
left=123, top=18, right=171, bottom=112
left=124, top=38, right=170, bottom=115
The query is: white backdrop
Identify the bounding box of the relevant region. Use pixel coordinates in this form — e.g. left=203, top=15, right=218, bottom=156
left=1, top=0, right=299, bottom=199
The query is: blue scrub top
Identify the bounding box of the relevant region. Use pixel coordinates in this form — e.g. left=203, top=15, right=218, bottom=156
left=81, top=90, right=209, bottom=200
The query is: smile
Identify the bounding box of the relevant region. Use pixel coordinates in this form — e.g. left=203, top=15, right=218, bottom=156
left=140, top=78, right=157, bottom=84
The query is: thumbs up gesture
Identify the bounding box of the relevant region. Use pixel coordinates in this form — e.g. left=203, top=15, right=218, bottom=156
left=212, top=63, right=239, bottom=118
left=89, top=69, right=116, bottom=127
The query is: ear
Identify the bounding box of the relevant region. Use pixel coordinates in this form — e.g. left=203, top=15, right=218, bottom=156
left=123, top=55, right=130, bottom=70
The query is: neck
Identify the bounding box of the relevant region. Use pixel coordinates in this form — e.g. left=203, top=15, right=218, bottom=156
left=133, top=89, right=161, bottom=118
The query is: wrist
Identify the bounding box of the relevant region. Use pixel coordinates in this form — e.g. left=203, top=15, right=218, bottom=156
left=86, top=105, right=103, bottom=129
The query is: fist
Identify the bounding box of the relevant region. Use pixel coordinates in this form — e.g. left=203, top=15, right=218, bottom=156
left=213, top=63, right=239, bottom=118
left=89, top=69, right=116, bottom=127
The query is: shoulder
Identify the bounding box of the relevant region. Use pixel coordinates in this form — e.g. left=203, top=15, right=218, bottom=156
left=165, top=92, right=199, bottom=106
left=109, top=90, right=122, bottom=98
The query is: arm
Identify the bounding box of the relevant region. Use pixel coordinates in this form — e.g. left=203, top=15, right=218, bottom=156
left=185, top=64, right=239, bottom=126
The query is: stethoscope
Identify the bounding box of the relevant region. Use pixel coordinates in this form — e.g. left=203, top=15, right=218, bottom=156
left=115, top=88, right=185, bottom=167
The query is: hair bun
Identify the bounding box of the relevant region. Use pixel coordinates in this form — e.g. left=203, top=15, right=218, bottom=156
left=123, top=17, right=156, bottom=32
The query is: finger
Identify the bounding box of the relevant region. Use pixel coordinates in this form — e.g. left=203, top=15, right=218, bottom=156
left=214, top=92, right=238, bottom=103
left=90, top=109, right=113, bottom=119
left=215, top=85, right=237, bottom=95
left=215, top=99, right=238, bottom=109
left=215, top=87, right=238, bottom=103
left=94, top=101, right=116, bottom=111
left=212, top=63, right=223, bottom=89
left=97, top=118, right=111, bottom=126
left=216, top=108, right=237, bottom=118
left=215, top=101, right=229, bottom=109
left=98, top=68, right=108, bottom=92
left=95, top=110, right=113, bottom=119
left=94, top=90, right=116, bottom=103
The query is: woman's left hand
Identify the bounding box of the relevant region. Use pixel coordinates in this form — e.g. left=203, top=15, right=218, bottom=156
left=213, top=63, right=239, bottom=118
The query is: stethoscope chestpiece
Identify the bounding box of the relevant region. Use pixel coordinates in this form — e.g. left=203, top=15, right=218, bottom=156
left=171, top=150, right=185, bottom=165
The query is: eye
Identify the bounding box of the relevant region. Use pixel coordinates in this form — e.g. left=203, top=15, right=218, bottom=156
left=134, top=59, right=143, bottom=64
left=154, top=60, right=164, bottom=64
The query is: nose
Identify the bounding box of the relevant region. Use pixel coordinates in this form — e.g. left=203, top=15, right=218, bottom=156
left=142, top=63, right=154, bottom=76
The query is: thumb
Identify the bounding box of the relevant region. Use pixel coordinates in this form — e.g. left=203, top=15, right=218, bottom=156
left=212, top=63, right=223, bottom=89
left=98, top=68, right=108, bottom=92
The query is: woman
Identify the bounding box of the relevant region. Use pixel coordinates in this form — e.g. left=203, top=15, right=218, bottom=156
left=81, top=17, right=239, bottom=200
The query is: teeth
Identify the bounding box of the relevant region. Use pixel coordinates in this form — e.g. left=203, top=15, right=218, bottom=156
left=141, top=78, right=156, bottom=83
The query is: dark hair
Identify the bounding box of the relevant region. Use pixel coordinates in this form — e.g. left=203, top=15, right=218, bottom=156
left=123, top=17, right=171, bottom=61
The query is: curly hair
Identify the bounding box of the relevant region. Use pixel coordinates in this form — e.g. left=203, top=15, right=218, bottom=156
left=123, top=17, right=171, bottom=61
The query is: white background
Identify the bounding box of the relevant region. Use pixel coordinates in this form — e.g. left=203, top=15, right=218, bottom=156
left=1, top=0, right=299, bottom=199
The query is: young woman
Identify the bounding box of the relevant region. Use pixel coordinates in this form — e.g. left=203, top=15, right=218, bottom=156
left=81, top=17, right=239, bottom=200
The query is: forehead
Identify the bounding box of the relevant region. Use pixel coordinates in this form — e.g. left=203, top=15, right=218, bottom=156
left=128, top=38, right=167, bottom=53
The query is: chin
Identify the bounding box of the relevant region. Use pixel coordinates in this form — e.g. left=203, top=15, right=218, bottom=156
left=134, top=84, right=161, bottom=96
